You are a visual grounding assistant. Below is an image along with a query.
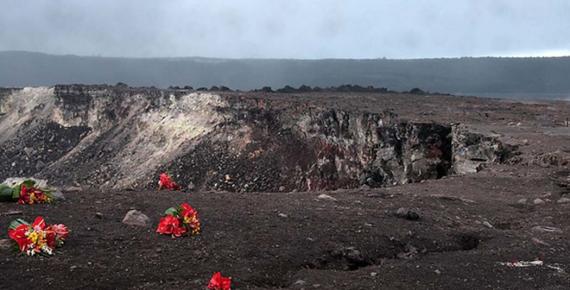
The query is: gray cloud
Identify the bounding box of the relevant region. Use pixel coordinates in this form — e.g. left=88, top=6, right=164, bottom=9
left=0, top=0, right=569, bottom=58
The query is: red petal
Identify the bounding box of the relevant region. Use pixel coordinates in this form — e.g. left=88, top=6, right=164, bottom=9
left=32, top=216, right=46, bottom=230
left=8, top=224, right=30, bottom=252
left=208, top=272, right=231, bottom=290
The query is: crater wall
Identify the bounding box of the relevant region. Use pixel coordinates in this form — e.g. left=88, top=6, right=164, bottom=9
left=0, top=85, right=513, bottom=191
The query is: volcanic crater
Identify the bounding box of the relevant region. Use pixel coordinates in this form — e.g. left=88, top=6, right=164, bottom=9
left=0, top=85, right=569, bottom=289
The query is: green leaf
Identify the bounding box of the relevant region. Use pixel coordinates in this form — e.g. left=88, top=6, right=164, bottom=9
left=11, top=184, right=21, bottom=200
left=0, top=184, right=14, bottom=202
left=21, top=180, right=36, bottom=188
left=164, top=207, right=178, bottom=216
left=9, top=218, right=29, bottom=230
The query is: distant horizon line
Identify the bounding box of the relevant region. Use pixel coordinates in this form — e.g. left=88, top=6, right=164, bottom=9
left=2, top=50, right=570, bottom=61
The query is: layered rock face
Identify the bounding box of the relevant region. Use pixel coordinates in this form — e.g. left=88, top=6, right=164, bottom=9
left=0, top=85, right=514, bottom=191
left=451, top=126, right=516, bottom=174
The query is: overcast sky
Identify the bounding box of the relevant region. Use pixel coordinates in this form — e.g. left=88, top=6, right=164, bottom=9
left=1, top=0, right=569, bottom=59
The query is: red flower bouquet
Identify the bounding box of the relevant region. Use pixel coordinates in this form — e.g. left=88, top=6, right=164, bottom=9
left=8, top=216, right=69, bottom=256
left=156, top=202, right=200, bottom=237
left=208, top=272, right=232, bottom=290
left=158, top=173, right=180, bottom=191
left=0, top=179, right=54, bottom=204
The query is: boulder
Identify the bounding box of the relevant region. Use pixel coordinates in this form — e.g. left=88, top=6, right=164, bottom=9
left=317, top=194, right=337, bottom=202
left=452, top=125, right=518, bottom=174
left=0, top=239, right=12, bottom=251
left=122, top=210, right=150, bottom=227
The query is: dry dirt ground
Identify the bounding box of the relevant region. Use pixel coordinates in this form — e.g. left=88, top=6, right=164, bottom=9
left=1, top=92, right=569, bottom=289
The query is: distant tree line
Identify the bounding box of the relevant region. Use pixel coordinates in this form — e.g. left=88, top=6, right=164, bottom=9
left=166, top=84, right=434, bottom=94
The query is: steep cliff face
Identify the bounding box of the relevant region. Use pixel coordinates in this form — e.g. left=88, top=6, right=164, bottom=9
left=451, top=126, right=517, bottom=174
left=161, top=105, right=452, bottom=192
left=0, top=85, right=514, bottom=191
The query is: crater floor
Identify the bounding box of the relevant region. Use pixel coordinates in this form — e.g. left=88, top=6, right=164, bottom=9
left=0, top=87, right=569, bottom=289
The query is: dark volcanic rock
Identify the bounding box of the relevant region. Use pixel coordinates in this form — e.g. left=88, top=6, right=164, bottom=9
left=0, top=122, right=90, bottom=181
left=452, top=125, right=518, bottom=174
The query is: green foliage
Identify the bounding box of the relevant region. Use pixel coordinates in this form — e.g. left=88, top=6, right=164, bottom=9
left=0, top=180, right=54, bottom=202
left=0, top=184, right=14, bottom=201
left=164, top=207, right=178, bottom=216
left=9, top=218, right=29, bottom=230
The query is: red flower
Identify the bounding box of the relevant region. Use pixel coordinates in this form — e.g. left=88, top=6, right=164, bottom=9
left=180, top=203, right=196, bottom=217
left=18, top=185, right=52, bottom=204
left=157, top=202, right=201, bottom=238
left=31, top=216, right=47, bottom=231
left=158, top=173, right=180, bottom=191
left=32, top=189, right=50, bottom=203
left=172, top=224, right=187, bottom=237
left=50, top=224, right=69, bottom=240
left=45, top=230, right=57, bottom=248
left=156, top=215, right=186, bottom=237
left=7, top=216, right=68, bottom=255
left=208, top=272, right=231, bottom=290
left=180, top=203, right=201, bottom=234
left=18, top=185, right=31, bottom=204
left=8, top=224, right=30, bottom=252
left=156, top=215, right=179, bottom=234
